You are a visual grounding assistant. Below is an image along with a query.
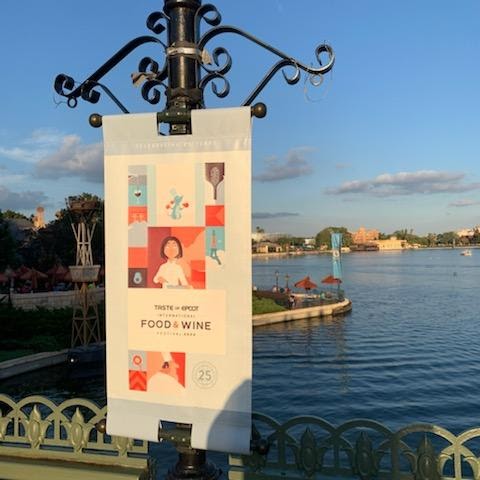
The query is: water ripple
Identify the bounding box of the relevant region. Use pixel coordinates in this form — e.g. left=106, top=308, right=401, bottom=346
left=253, top=249, right=480, bottom=431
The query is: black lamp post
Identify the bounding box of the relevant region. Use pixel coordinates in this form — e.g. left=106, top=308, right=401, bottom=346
left=54, top=1, right=334, bottom=478
left=4, top=266, right=14, bottom=307
left=54, top=0, right=334, bottom=132
left=275, top=270, right=279, bottom=291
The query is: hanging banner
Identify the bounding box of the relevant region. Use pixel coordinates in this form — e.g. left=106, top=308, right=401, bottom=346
left=103, top=108, right=252, bottom=454
left=331, top=232, right=343, bottom=280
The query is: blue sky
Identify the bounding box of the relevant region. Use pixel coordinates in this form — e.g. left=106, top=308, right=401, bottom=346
left=1, top=0, right=479, bottom=236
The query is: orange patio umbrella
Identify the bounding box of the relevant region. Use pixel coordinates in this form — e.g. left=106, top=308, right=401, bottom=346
left=294, top=276, right=318, bottom=291
left=321, top=275, right=342, bottom=285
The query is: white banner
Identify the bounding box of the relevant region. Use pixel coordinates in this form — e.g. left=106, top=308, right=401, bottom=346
left=103, top=108, right=252, bottom=454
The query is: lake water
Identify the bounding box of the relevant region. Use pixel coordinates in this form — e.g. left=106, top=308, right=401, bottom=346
left=253, top=248, right=480, bottom=432
left=2, top=248, right=480, bottom=433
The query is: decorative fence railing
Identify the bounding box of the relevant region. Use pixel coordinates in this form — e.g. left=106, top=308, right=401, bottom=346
left=231, top=413, right=480, bottom=480
left=0, top=394, right=152, bottom=479
left=2, top=395, right=480, bottom=479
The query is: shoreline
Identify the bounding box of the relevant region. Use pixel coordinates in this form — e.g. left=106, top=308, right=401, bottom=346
left=0, top=299, right=352, bottom=377
left=253, top=298, right=351, bottom=327
left=252, top=246, right=476, bottom=259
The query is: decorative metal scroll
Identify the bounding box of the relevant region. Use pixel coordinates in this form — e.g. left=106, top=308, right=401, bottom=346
left=230, top=413, right=480, bottom=480
left=53, top=3, right=334, bottom=112
left=0, top=394, right=152, bottom=478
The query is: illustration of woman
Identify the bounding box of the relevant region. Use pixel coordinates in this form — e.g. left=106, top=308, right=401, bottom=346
left=153, top=236, right=191, bottom=288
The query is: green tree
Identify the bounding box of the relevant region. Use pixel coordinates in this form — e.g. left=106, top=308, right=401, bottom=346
left=2, top=210, right=29, bottom=220
left=21, top=193, right=104, bottom=271
left=426, top=233, right=437, bottom=247
left=0, top=211, right=18, bottom=269
left=393, top=229, right=408, bottom=240
left=391, top=229, right=428, bottom=246
left=436, top=231, right=458, bottom=246
left=315, top=227, right=352, bottom=249
left=471, top=230, right=480, bottom=245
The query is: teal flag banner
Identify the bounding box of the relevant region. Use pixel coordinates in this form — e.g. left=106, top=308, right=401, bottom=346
left=331, top=232, right=343, bottom=280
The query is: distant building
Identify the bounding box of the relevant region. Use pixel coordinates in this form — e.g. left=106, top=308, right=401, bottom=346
left=303, top=237, right=316, bottom=246
left=456, top=227, right=480, bottom=239
left=252, top=242, right=283, bottom=254
left=351, top=227, right=379, bottom=245
left=251, top=232, right=289, bottom=242
left=33, top=206, right=46, bottom=229
left=373, top=236, right=407, bottom=250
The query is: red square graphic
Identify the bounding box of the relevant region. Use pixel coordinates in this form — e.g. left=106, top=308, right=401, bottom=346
left=129, top=370, right=147, bottom=391
left=128, top=206, right=148, bottom=224
left=129, top=247, right=148, bottom=268
left=205, top=205, right=224, bottom=226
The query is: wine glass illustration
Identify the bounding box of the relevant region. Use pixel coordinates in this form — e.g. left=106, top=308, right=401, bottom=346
left=129, top=174, right=143, bottom=204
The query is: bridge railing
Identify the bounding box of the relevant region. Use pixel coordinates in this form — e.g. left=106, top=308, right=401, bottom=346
left=0, top=394, right=152, bottom=479
left=230, top=413, right=480, bottom=480
left=2, top=394, right=480, bottom=480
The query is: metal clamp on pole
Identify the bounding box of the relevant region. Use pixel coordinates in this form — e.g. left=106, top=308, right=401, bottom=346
left=157, top=424, right=222, bottom=480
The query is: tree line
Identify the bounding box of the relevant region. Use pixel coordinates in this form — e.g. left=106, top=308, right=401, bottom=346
left=0, top=193, right=104, bottom=271
left=314, top=227, right=475, bottom=249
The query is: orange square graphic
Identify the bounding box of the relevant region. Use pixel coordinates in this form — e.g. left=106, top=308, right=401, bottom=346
left=205, top=205, right=224, bottom=226
left=129, top=370, right=147, bottom=391
left=129, top=247, right=148, bottom=268
left=128, top=206, right=148, bottom=224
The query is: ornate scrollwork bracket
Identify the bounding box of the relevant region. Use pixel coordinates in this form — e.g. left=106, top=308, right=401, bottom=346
left=53, top=1, right=334, bottom=128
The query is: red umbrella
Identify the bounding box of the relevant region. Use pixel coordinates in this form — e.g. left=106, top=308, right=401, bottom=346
left=294, top=276, right=318, bottom=291
left=16, top=265, right=29, bottom=275
left=47, top=264, right=68, bottom=285
left=20, top=268, right=48, bottom=290
left=321, top=275, right=342, bottom=285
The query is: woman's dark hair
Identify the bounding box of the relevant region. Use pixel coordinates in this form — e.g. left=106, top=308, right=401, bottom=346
left=160, top=236, right=183, bottom=259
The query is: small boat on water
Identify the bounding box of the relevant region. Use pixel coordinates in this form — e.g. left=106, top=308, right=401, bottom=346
left=461, top=249, right=472, bottom=256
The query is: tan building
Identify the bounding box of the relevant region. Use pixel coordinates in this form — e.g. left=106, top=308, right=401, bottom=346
left=374, top=236, right=407, bottom=250
left=252, top=242, right=283, bottom=254
left=33, top=206, right=46, bottom=229
left=351, top=227, right=379, bottom=244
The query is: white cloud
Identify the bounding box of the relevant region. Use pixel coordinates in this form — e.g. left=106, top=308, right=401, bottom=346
left=254, top=147, right=315, bottom=182
left=0, top=185, right=48, bottom=210
left=0, top=128, right=66, bottom=164
left=253, top=212, right=299, bottom=219
left=327, top=170, right=480, bottom=197
left=0, top=172, right=29, bottom=185
left=25, top=128, right=65, bottom=148
left=0, top=146, right=43, bottom=163
left=449, top=199, right=480, bottom=207
left=34, top=135, right=103, bottom=183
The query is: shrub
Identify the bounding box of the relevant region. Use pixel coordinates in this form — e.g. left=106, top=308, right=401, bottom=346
left=252, top=296, right=286, bottom=315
